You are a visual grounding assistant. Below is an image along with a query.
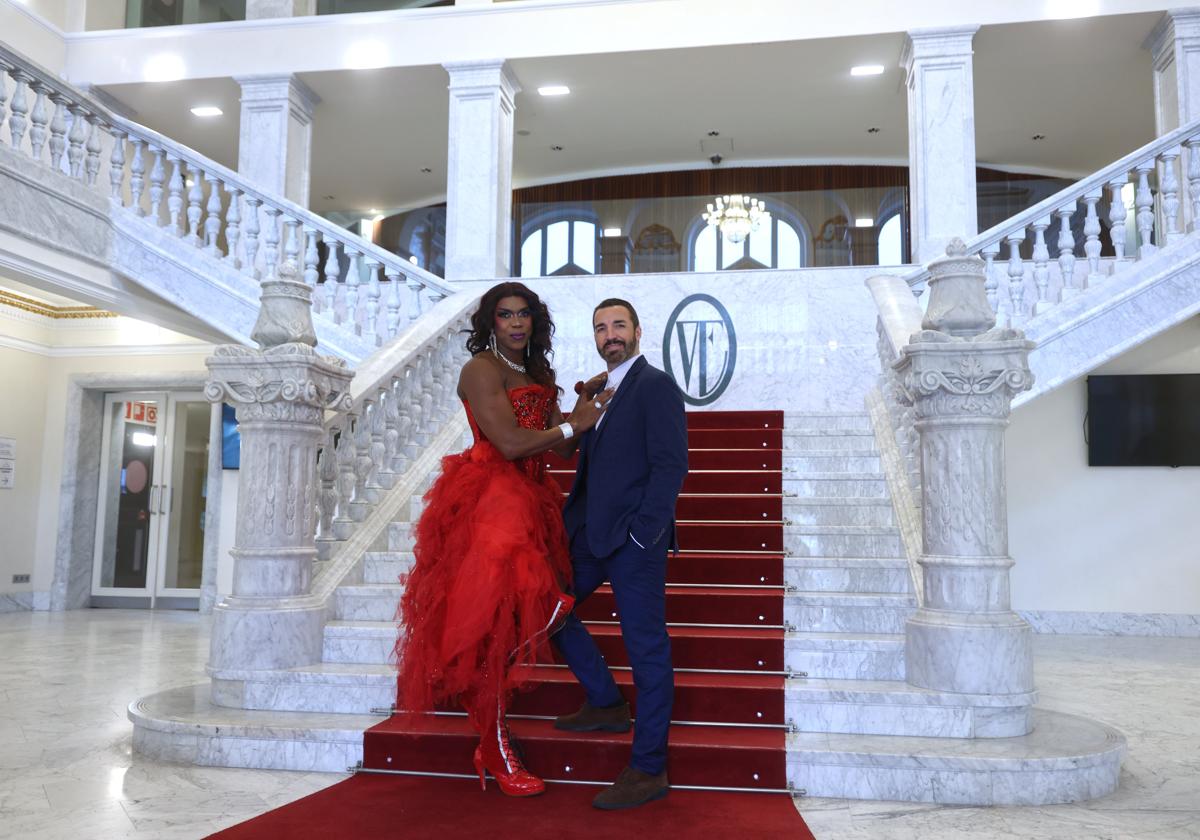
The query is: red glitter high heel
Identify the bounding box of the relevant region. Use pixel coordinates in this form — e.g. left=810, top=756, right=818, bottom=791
left=473, top=718, right=545, bottom=797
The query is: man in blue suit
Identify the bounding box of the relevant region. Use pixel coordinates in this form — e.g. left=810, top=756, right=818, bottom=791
left=553, top=298, right=689, bottom=810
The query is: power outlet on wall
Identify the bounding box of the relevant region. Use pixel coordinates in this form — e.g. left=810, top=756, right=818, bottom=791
left=11, top=574, right=30, bottom=584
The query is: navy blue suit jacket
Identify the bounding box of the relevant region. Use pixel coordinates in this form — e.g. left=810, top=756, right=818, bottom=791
left=562, top=356, right=689, bottom=558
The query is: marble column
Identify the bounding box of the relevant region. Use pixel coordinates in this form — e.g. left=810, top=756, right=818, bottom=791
left=902, top=27, right=979, bottom=264
left=235, top=75, right=319, bottom=207
left=895, top=239, right=1036, bottom=714
left=204, top=262, right=352, bottom=682
left=245, top=0, right=316, bottom=19
left=1149, top=9, right=1200, bottom=134
left=443, top=60, right=520, bottom=281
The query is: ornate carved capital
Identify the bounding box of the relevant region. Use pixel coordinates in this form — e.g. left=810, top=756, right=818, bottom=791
left=896, top=329, right=1034, bottom=420
left=205, top=344, right=354, bottom=424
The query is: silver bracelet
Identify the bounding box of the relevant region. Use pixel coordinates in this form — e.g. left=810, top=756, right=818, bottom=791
left=558, top=421, right=574, bottom=440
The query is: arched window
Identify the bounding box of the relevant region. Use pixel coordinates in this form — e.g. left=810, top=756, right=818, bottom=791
left=688, top=208, right=807, bottom=271
left=518, top=219, right=599, bottom=277
left=877, top=214, right=902, bottom=265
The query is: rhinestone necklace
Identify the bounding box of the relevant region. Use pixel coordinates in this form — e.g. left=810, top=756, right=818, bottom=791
left=493, top=346, right=527, bottom=374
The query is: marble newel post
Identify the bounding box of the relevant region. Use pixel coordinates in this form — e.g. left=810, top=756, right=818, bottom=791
left=443, top=60, right=520, bottom=281
left=896, top=239, right=1036, bottom=727
left=236, top=75, right=320, bottom=207
left=902, top=27, right=979, bottom=263
left=204, top=262, right=352, bottom=684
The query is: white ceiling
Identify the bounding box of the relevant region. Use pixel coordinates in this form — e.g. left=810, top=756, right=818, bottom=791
left=101, top=12, right=1160, bottom=218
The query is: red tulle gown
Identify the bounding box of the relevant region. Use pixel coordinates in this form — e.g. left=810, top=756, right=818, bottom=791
left=395, top=383, right=572, bottom=746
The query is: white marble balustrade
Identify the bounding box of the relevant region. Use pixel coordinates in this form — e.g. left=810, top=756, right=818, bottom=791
left=0, top=43, right=453, bottom=348
left=906, top=118, right=1200, bottom=327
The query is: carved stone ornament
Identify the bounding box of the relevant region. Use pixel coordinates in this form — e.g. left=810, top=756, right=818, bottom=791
left=921, top=237, right=997, bottom=338
left=251, top=260, right=318, bottom=350
left=897, top=331, right=1035, bottom=421
left=204, top=345, right=354, bottom=424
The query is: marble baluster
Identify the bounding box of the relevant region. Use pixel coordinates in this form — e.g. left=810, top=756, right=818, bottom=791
left=384, top=267, right=403, bottom=340
left=262, top=207, right=282, bottom=280
left=8, top=71, right=29, bottom=151
left=1030, top=217, right=1052, bottom=316
left=1081, top=188, right=1103, bottom=285
left=148, top=146, right=166, bottom=226
left=391, top=374, right=415, bottom=473
left=224, top=184, right=242, bottom=269
left=1186, top=138, right=1200, bottom=232
left=322, top=238, right=341, bottom=320
left=981, top=242, right=1000, bottom=316
left=203, top=171, right=224, bottom=257
left=186, top=164, right=204, bottom=244
left=129, top=138, right=146, bottom=215
left=419, top=356, right=436, bottom=437
left=107, top=128, right=126, bottom=203
left=350, top=405, right=374, bottom=516
left=27, top=83, right=48, bottom=162
left=0, top=62, right=8, bottom=142
left=315, top=426, right=340, bottom=562
left=1055, top=206, right=1077, bottom=301
left=366, top=394, right=392, bottom=495
left=1005, top=231, right=1027, bottom=325
left=345, top=249, right=363, bottom=335
left=899, top=239, right=1035, bottom=725
left=1134, top=160, right=1156, bottom=258
left=303, top=228, right=320, bottom=309
left=283, top=217, right=301, bottom=272
left=363, top=258, right=382, bottom=346
left=1159, top=146, right=1182, bottom=247
left=1106, top=175, right=1129, bottom=261
left=47, top=93, right=67, bottom=171
left=84, top=118, right=103, bottom=186
left=166, top=154, right=185, bottom=236
left=331, top=421, right=358, bottom=539
left=406, top=277, right=425, bottom=323
left=382, top=378, right=403, bottom=479
left=67, top=106, right=88, bottom=179
left=243, top=196, right=262, bottom=278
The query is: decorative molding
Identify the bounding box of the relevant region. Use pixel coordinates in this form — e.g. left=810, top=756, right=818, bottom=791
left=0, top=288, right=116, bottom=319
left=0, top=333, right=213, bottom=358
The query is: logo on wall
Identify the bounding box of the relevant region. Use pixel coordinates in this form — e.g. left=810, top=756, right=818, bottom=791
left=662, top=293, right=737, bottom=406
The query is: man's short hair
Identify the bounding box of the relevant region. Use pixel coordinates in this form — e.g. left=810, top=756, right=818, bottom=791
left=593, top=298, right=639, bottom=329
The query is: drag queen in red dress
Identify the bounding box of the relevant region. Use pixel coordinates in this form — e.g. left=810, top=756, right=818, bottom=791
left=395, top=282, right=610, bottom=797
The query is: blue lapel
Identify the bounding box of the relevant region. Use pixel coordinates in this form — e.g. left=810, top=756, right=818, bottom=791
left=591, top=356, right=647, bottom=449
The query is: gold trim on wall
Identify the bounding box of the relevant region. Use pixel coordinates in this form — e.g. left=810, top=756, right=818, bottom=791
left=0, top=290, right=118, bottom=320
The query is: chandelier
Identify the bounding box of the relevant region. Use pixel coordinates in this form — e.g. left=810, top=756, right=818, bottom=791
left=702, top=195, right=770, bottom=244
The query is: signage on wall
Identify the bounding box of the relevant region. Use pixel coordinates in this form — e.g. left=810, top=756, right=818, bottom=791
left=0, top=435, right=13, bottom=490
left=662, top=293, right=737, bottom=406
left=124, top=401, right=158, bottom=425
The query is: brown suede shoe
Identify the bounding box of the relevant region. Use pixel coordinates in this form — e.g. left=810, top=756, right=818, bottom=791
left=592, top=766, right=669, bottom=810
left=553, top=701, right=632, bottom=733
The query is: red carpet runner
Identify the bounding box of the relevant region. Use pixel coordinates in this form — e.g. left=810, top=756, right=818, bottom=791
left=363, top=410, right=795, bottom=795
left=207, top=772, right=814, bottom=839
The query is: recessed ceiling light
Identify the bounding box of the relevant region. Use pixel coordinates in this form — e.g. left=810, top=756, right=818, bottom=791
left=855, top=218, right=874, bottom=228
left=538, top=85, right=570, bottom=97
left=190, top=105, right=222, bottom=117
left=408, top=255, right=419, bottom=264
left=603, top=228, right=622, bottom=237
left=850, top=65, right=885, bottom=77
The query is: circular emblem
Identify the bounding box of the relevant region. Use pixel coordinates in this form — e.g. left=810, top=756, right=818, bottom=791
left=662, top=293, right=737, bottom=406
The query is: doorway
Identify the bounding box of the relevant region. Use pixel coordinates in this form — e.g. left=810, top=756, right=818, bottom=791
left=90, top=391, right=211, bottom=608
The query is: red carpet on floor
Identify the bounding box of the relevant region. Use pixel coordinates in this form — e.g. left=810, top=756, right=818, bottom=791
left=206, top=772, right=815, bottom=840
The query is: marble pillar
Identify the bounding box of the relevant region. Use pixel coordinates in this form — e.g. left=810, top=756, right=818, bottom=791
left=204, top=262, right=352, bottom=678
left=902, top=27, right=979, bottom=264
left=1149, top=9, right=1200, bottom=134
left=896, top=239, right=1036, bottom=706
left=245, top=0, right=316, bottom=20
left=443, top=60, right=519, bottom=281
left=235, top=75, right=319, bottom=208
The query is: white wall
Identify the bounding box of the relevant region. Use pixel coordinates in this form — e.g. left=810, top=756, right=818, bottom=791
left=1008, top=316, right=1200, bottom=615
left=0, top=0, right=67, bottom=72
left=0, top=345, right=50, bottom=605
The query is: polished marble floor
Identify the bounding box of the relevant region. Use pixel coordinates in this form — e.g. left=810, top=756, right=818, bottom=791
left=0, top=609, right=1196, bottom=839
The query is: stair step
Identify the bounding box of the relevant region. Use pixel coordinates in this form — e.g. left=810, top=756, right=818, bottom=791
left=678, top=521, right=784, bottom=552
left=551, top=470, right=784, bottom=494
left=783, top=475, right=887, bottom=498
left=363, top=715, right=787, bottom=790
left=784, top=430, right=879, bottom=453
left=784, top=498, right=895, bottom=526
left=677, top=494, right=782, bottom=521
left=786, top=590, right=915, bottom=634
left=666, top=552, right=784, bottom=586
left=577, top=585, right=784, bottom=627
left=785, top=631, right=905, bottom=679
left=686, top=410, right=784, bottom=430
left=784, top=413, right=872, bottom=432
left=362, top=551, right=415, bottom=585
left=784, top=452, right=882, bottom=473
left=785, top=525, right=903, bottom=558
left=786, top=556, right=911, bottom=593
left=336, top=584, right=403, bottom=622
left=550, top=448, right=783, bottom=472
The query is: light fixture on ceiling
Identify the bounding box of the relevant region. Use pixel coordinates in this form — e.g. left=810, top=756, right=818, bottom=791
left=538, top=85, right=570, bottom=97
left=703, top=195, right=770, bottom=244
left=408, top=255, right=419, bottom=265
left=143, top=54, right=186, bottom=83
left=603, top=228, right=622, bottom=237
left=855, top=218, right=874, bottom=228
left=850, top=64, right=885, bottom=76
left=190, top=105, right=223, bottom=117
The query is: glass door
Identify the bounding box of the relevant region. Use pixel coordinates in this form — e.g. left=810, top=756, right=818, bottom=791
left=91, top=392, right=210, bottom=607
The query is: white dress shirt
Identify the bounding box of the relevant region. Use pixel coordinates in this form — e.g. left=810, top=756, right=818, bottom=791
left=595, top=353, right=641, bottom=430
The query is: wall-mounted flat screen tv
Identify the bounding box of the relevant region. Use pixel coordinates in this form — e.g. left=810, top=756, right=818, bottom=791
left=1087, top=374, right=1200, bottom=467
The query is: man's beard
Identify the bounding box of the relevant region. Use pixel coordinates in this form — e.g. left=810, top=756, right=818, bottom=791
left=602, top=337, right=638, bottom=364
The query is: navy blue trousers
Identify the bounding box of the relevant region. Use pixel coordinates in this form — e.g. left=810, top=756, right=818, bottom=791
left=552, top=526, right=674, bottom=775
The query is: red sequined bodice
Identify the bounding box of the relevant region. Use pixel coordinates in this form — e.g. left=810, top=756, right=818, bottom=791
left=463, top=384, right=556, bottom=481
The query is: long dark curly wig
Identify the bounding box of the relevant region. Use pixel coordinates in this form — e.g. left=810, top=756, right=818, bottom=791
left=465, top=281, right=559, bottom=392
